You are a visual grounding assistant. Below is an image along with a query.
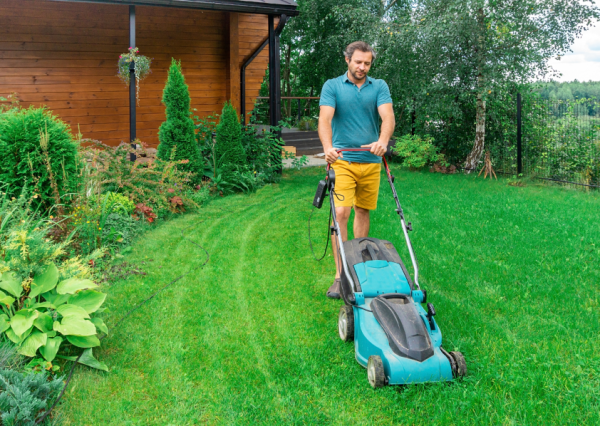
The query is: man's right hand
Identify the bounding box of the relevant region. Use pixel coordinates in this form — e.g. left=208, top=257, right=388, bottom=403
left=325, top=147, right=343, bottom=164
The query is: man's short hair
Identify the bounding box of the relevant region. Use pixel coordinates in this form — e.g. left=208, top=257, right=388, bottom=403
left=344, top=41, right=376, bottom=62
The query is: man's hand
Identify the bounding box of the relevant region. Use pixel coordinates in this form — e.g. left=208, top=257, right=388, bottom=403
left=361, top=141, right=387, bottom=157
left=325, top=147, right=342, bottom=164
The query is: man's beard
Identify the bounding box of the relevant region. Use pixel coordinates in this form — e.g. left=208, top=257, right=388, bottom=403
left=349, top=69, right=367, bottom=81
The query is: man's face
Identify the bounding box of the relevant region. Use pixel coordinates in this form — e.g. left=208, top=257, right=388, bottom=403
left=345, top=50, right=373, bottom=81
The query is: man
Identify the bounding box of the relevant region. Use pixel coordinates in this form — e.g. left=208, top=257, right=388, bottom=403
left=318, top=41, right=395, bottom=299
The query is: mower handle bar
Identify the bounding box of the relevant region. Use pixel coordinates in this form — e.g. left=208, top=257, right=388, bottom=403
left=326, top=147, right=421, bottom=290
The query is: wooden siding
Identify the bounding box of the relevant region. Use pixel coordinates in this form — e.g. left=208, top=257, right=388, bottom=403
left=0, top=0, right=271, bottom=148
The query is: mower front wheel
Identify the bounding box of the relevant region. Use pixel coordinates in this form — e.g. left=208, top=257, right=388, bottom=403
left=367, top=355, right=386, bottom=389
left=338, top=305, right=354, bottom=342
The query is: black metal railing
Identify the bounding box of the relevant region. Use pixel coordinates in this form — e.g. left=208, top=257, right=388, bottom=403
left=252, top=96, right=320, bottom=127
left=490, top=95, right=600, bottom=189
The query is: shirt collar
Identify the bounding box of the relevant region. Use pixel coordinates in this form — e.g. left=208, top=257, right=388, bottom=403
left=342, top=72, right=372, bottom=85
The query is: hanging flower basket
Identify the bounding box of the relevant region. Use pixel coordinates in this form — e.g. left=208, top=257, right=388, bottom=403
left=118, top=47, right=152, bottom=105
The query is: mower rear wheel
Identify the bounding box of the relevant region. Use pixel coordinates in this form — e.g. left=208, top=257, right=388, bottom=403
left=367, top=355, right=386, bottom=389
left=450, top=351, right=467, bottom=378
left=338, top=305, right=354, bottom=341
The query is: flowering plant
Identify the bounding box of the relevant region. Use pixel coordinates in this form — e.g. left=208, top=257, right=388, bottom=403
left=117, top=47, right=152, bottom=105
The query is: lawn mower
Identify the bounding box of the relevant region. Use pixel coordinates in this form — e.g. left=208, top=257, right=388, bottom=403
left=312, top=148, right=466, bottom=388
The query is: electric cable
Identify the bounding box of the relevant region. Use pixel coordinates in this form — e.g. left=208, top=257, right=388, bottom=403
left=307, top=188, right=344, bottom=262
left=307, top=203, right=331, bottom=261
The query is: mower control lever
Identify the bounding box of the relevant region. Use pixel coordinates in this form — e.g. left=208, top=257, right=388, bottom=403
left=426, top=303, right=436, bottom=330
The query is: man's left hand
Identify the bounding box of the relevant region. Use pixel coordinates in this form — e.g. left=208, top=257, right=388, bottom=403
left=361, top=141, right=387, bottom=157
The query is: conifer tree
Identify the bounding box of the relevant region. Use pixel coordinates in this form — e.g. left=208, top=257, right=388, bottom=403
left=215, top=101, right=245, bottom=168
left=157, top=59, right=202, bottom=179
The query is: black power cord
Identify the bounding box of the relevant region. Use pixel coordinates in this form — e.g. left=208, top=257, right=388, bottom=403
left=35, top=220, right=211, bottom=424
left=307, top=203, right=331, bottom=261
left=308, top=188, right=347, bottom=262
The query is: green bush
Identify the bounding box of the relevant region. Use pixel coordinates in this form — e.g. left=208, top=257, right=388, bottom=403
left=0, top=368, right=63, bottom=426
left=241, top=125, right=283, bottom=181
left=104, top=192, right=135, bottom=215
left=82, top=141, right=198, bottom=223
left=215, top=101, right=245, bottom=168
left=101, top=213, right=140, bottom=248
left=186, top=184, right=211, bottom=207
left=391, top=134, right=442, bottom=169
left=297, top=116, right=317, bottom=131
left=0, top=107, right=81, bottom=212
left=157, top=59, right=202, bottom=181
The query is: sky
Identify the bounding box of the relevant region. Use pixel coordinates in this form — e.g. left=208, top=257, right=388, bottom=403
left=546, top=21, right=600, bottom=82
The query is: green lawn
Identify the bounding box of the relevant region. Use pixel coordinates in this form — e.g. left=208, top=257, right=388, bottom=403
left=59, top=167, right=600, bottom=425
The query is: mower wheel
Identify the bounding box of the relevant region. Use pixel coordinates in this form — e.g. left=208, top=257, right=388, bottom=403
left=367, top=355, right=386, bottom=389
left=338, top=305, right=354, bottom=342
left=450, top=351, right=467, bottom=378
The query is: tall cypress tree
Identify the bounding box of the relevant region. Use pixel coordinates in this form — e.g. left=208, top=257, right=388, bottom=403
left=215, top=101, right=245, bottom=168
left=157, top=59, right=202, bottom=180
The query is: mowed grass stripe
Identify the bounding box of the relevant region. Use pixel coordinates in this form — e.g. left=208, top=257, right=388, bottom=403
left=59, top=169, right=600, bottom=425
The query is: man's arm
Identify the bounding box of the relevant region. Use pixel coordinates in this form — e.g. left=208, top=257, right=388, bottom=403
left=319, top=105, right=342, bottom=164
left=361, top=103, right=395, bottom=157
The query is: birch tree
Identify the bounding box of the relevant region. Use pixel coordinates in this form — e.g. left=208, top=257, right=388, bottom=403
left=414, top=0, right=598, bottom=171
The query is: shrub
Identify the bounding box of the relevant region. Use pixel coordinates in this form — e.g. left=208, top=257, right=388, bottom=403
left=157, top=59, right=202, bottom=181
left=241, top=125, right=284, bottom=181
left=0, top=368, right=63, bottom=426
left=215, top=101, right=245, bottom=169
left=104, top=192, right=135, bottom=215
left=186, top=184, right=211, bottom=206
left=0, top=107, right=82, bottom=213
left=101, top=213, right=140, bottom=248
left=297, top=116, right=317, bottom=131
left=391, top=134, right=442, bottom=169
left=81, top=140, right=198, bottom=221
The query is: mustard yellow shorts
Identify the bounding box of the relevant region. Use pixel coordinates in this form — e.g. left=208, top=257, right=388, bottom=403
left=330, top=160, right=381, bottom=210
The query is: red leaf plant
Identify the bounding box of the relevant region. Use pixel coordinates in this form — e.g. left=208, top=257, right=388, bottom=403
left=134, top=203, right=157, bottom=223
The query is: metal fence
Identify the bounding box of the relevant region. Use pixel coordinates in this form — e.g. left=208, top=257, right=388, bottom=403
left=252, top=96, right=320, bottom=127
left=490, top=95, right=600, bottom=189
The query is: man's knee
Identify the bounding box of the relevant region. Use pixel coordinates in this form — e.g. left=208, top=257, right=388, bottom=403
left=336, top=207, right=351, bottom=222
left=354, top=206, right=370, bottom=219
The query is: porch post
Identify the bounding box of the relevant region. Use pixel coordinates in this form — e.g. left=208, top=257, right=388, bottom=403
left=268, top=15, right=280, bottom=133
left=129, top=5, right=136, bottom=161
left=226, top=13, right=240, bottom=114
left=268, top=15, right=287, bottom=172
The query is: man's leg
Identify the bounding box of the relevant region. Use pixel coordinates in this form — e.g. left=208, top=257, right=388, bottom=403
left=331, top=207, right=351, bottom=279
left=353, top=206, right=370, bottom=238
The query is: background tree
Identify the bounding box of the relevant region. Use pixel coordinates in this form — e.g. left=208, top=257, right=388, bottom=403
left=413, top=0, right=598, bottom=170
left=157, top=59, right=202, bottom=180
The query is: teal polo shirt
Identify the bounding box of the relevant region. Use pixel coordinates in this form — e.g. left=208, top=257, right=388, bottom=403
left=319, top=72, right=393, bottom=164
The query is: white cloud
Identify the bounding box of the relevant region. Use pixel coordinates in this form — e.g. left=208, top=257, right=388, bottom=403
left=546, top=22, right=600, bottom=81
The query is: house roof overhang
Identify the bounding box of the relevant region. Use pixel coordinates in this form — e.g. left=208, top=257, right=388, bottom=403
left=50, top=0, right=299, bottom=16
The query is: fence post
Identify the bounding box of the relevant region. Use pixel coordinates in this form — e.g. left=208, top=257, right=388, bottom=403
left=297, top=99, right=301, bottom=123
left=517, top=92, right=522, bottom=175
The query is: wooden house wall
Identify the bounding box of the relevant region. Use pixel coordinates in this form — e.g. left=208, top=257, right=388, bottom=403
left=0, top=0, right=271, bottom=148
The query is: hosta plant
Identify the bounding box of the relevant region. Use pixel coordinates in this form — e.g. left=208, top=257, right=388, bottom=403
left=0, top=264, right=108, bottom=371
left=0, top=191, right=108, bottom=371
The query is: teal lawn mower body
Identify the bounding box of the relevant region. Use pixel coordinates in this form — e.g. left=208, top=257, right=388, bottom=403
left=316, top=149, right=466, bottom=388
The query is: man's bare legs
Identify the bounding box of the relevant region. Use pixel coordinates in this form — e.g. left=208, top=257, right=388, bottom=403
left=332, top=206, right=370, bottom=278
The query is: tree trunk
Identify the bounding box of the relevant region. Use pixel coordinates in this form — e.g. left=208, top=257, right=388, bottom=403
left=464, top=7, right=487, bottom=173
left=465, top=88, right=486, bottom=172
